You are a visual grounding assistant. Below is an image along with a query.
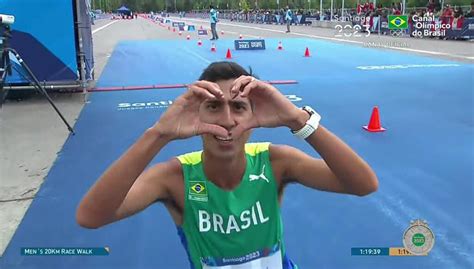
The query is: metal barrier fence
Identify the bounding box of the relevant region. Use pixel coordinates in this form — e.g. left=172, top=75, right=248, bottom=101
left=166, top=12, right=473, bottom=40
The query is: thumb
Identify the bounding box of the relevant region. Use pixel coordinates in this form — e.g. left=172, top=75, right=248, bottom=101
left=196, top=123, right=229, bottom=138
left=232, top=119, right=259, bottom=139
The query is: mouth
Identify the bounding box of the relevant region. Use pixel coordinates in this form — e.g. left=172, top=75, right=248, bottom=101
left=213, top=135, right=233, bottom=144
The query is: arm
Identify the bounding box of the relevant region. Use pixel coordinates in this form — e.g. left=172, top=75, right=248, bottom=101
left=76, top=129, right=171, bottom=229
left=76, top=81, right=229, bottom=229
left=230, top=76, right=378, bottom=197
left=271, top=124, right=378, bottom=196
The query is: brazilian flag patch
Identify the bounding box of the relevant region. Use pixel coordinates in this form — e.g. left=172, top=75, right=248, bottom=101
left=189, top=181, right=208, bottom=202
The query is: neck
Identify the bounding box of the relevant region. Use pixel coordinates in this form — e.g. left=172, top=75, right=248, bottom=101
left=202, top=150, right=247, bottom=190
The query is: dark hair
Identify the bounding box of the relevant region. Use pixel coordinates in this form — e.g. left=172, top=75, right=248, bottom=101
left=210, top=5, right=214, bottom=9
left=198, top=61, right=257, bottom=82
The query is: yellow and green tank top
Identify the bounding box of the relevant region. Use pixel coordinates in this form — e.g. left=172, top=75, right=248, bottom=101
left=176, top=142, right=298, bottom=269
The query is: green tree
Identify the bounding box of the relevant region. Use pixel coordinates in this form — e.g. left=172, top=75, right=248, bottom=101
left=241, top=0, right=251, bottom=10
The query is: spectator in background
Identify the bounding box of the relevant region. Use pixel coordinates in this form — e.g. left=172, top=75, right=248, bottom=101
left=441, top=5, right=454, bottom=26
left=453, top=6, right=464, bottom=29
left=466, top=2, right=474, bottom=17
left=209, top=5, right=219, bottom=41
left=427, top=0, right=436, bottom=12
left=285, top=5, right=293, bottom=33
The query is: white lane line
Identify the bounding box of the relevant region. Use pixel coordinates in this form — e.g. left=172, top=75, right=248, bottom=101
left=92, top=21, right=118, bottom=35
left=222, top=30, right=260, bottom=39
left=176, top=17, right=472, bottom=60
left=183, top=47, right=212, bottom=64
left=356, top=63, right=461, bottom=70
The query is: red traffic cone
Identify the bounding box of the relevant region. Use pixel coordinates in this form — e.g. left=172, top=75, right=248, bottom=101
left=211, top=43, right=216, bottom=52
left=178, top=31, right=182, bottom=36
left=226, top=48, right=232, bottom=59
left=239, top=34, right=243, bottom=39
left=200, top=25, right=203, bottom=30
left=197, top=39, right=202, bottom=46
left=304, top=47, right=311, bottom=57
left=277, top=41, right=283, bottom=50
left=172, top=28, right=176, bottom=32
left=363, top=106, right=386, bottom=132
left=186, top=35, right=190, bottom=40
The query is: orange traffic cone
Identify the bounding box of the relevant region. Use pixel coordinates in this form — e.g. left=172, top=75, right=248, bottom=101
left=363, top=106, right=386, bottom=132
left=226, top=48, right=232, bottom=59
left=211, top=42, right=216, bottom=52
left=304, top=47, right=311, bottom=57
left=239, top=34, right=243, bottom=39
left=197, top=39, right=202, bottom=46
left=186, top=35, right=190, bottom=40
left=277, top=41, right=283, bottom=50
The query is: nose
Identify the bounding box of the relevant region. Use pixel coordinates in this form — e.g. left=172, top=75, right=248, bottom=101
left=219, top=105, right=237, bottom=130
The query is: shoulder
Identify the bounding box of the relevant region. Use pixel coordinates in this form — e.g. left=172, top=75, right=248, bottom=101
left=268, top=144, right=301, bottom=180
left=148, top=158, right=183, bottom=197
left=269, top=143, right=298, bottom=161
left=148, top=157, right=183, bottom=178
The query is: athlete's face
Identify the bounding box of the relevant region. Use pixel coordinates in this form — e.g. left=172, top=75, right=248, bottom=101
left=200, top=79, right=253, bottom=158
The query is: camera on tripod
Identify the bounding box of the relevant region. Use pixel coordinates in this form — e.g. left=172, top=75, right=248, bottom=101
left=0, top=13, right=74, bottom=133
left=0, top=14, right=15, bottom=25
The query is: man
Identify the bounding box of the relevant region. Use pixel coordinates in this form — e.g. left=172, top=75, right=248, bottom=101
left=76, top=62, right=378, bottom=268
left=285, top=6, right=293, bottom=33
left=210, top=5, right=219, bottom=40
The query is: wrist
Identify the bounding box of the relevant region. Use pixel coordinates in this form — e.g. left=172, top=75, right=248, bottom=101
left=290, top=106, right=322, bottom=140
left=147, top=125, right=173, bottom=143
left=287, top=109, right=310, bottom=131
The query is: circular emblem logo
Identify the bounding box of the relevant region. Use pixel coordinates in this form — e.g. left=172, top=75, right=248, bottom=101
left=403, top=219, right=435, bottom=255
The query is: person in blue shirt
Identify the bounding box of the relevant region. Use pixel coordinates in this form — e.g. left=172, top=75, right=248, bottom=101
left=209, top=5, right=219, bottom=40
left=285, top=6, right=293, bottom=33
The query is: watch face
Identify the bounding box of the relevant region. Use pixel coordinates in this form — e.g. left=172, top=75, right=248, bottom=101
left=403, top=220, right=435, bottom=255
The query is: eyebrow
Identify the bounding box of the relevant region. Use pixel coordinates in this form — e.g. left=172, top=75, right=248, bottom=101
left=205, top=100, right=250, bottom=107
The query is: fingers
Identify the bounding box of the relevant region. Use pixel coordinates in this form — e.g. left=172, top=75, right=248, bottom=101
left=194, top=81, right=224, bottom=99
left=186, top=81, right=224, bottom=100
left=197, top=123, right=229, bottom=138
left=230, top=75, right=255, bottom=99
left=231, top=118, right=259, bottom=138
left=240, top=80, right=259, bottom=98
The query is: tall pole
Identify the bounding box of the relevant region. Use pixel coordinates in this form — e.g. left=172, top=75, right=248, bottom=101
left=320, top=0, right=323, bottom=20
left=342, top=0, right=344, bottom=19
left=330, top=0, right=333, bottom=21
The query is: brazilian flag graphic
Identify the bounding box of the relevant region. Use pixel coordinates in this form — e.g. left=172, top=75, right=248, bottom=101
left=189, top=181, right=208, bottom=202
left=388, top=15, right=408, bottom=30
left=190, top=182, right=207, bottom=195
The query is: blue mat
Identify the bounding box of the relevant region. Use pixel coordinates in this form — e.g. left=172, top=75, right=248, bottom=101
left=1, top=38, right=473, bottom=269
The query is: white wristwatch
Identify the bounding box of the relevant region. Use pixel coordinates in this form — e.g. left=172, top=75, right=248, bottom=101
left=291, top=106, right=321, bottom=139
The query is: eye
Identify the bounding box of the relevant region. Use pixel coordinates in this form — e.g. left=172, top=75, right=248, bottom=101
left=206, top=103, right=219, bottom=111
left=233, top=103, right=247, bottom=111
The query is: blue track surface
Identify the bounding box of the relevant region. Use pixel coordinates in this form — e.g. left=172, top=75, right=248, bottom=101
left=1, top=38, right=473, bottom=269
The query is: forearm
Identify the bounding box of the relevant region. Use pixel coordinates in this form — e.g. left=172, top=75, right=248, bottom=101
left=306, top=125, right=378, bottom=195
left=77, top=128, right=169, bottom=222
